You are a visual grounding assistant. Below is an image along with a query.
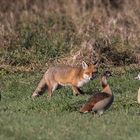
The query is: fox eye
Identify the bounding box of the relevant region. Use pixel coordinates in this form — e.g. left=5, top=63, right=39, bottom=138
left=85, top=72, right=90, bottom=75
left=92, top=71, right=98, bottom=75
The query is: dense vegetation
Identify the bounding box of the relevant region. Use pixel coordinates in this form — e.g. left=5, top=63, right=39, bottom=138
left=0, top=0, right=140, bottom=74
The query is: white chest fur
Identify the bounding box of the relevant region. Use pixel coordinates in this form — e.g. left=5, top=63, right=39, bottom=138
left=77, top=78, right=90, bottom=87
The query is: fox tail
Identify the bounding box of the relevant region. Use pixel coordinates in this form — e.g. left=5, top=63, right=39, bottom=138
left=32, top=77, right=47, bottom=97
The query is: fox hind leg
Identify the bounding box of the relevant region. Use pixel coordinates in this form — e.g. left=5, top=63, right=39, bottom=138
left=48, top=82, right=58, bottom=97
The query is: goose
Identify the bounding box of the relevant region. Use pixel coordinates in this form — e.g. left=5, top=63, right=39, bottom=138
left=80, top=71, right=113, bottom=115
left=135, top=73, right=140, bottom=104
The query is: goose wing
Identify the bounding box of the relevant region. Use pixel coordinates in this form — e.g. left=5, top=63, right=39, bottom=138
left=80, top=92, right=110, bottom=112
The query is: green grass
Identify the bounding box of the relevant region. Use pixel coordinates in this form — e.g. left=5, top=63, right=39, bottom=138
left=0, top=69, right=140, bottom=140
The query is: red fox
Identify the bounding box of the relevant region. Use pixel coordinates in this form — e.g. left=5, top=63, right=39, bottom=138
left=32, top=61, right=98, bottom=97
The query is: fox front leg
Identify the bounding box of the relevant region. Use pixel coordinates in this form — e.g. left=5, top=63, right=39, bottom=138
left=71, top=86, right=84, bottom=95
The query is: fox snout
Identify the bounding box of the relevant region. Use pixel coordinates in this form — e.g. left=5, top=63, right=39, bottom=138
left=83, top=74, right=92, bottom=80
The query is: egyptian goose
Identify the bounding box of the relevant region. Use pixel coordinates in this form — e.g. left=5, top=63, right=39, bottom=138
left=135, top=74, right=140, bottom=104
left=80, top=71, right=113, bottom=115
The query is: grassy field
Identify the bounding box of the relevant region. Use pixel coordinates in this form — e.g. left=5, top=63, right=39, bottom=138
left=0, top=68, right=140, bottom=140
left=0, top=1, right=140, bottom=140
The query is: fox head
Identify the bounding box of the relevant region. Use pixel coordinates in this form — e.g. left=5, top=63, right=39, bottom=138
left=82, top=61, right=98, bottom=80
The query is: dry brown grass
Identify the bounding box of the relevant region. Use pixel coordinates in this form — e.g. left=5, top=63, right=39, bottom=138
left=0, top=0, right=140, bottom=72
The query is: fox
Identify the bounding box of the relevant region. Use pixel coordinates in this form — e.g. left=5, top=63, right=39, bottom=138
left=32, top=61, right=98, bottom=98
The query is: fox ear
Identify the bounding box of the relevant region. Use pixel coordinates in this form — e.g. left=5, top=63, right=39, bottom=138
left=93, top=60, right=99, bottom=67
left=82, top=61, right=88, bottom=69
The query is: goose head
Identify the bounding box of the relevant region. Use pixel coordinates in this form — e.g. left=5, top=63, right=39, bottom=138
left=103, top=71, right=112, bottom=78
left=101, top=71, right=112, bottom=88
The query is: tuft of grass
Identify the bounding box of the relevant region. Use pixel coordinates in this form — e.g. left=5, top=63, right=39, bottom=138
left=0, top=16, right=80, bottom=68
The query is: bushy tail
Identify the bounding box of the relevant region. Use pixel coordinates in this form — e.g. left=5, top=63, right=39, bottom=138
left=32, top=77, right=47, bottom=97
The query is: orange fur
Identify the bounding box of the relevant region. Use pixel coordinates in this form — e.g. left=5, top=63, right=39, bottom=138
left=32, top=61, right=98, bottom=97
